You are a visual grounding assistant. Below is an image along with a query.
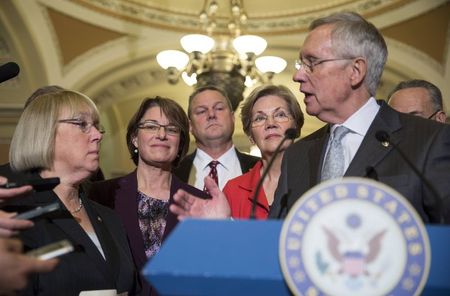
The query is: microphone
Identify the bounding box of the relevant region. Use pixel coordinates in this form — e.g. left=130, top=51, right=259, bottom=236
left=0, top=62, right=20, bottom=83
left=249, top=128, right=297, bottom=219
left=365, top=166, right=378, bottom=181
left=276, top=190, right=291, bottom=219
left=375, top=130, right=444, bottom=223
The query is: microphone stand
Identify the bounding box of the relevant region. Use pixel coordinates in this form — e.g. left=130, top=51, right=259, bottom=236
left=249, top=128, right=296, bottom=219
left=375, top=130, right=444, bottom=223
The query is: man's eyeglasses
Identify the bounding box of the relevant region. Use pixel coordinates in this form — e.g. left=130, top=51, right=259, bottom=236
left=294, top=57, right=355, bottom=74
left=427, top=109, right=441, bottom=119
left=137, top=121, right=181, bottom=135
left=58, top=119, right=105, bottom=134
left=251, top=110, right=291, bottom=127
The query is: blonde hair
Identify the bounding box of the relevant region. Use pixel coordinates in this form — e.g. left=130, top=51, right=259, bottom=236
left=10, top=90, right=99, bottom=172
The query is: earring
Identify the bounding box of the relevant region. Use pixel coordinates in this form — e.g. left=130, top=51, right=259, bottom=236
left=134, top=148, right=138, bottom=154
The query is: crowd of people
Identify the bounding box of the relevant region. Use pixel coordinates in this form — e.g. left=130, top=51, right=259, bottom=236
left=1, top=11, right=449, bottom=296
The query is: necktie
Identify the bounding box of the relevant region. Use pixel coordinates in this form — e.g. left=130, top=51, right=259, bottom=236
left=321, top=126, right=350, bottom=181
left=204, top=160, right=219, bottom=192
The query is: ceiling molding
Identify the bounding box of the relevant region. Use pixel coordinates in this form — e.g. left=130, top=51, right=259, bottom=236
left=40, top=0, right=421, bottom=35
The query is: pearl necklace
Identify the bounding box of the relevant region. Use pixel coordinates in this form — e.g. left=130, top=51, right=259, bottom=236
left=70, top=198, right=84, bottom=214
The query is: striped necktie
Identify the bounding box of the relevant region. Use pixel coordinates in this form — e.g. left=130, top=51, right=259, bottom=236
left=204, top=160, right=219, bottom=193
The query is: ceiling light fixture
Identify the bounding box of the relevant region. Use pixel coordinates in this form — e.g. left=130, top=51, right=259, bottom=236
left=156, top=0, right=287, bottom=111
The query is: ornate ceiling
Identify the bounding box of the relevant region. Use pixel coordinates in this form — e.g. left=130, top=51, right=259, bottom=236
left=0, top=0, right=449, bottom=177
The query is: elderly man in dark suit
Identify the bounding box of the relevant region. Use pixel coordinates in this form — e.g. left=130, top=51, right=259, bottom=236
left=174, top=86, right=259, bottom=191
left=269, top=12, right=450, bottom=223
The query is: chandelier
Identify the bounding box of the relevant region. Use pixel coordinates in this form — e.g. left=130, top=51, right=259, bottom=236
left=156, top=0, right=287, bottom=111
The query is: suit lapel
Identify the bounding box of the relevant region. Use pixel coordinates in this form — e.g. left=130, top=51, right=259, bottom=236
left=84, top=196, right=121, bottom=285
left=173, top=151, right=196, bottom=182
left=346, top=102, right=402, bottom=176
left=50, top=198, right=114, bottom=284
left=235, top=148, right=259, bottom=173
left=114, top=172, right=148, bottom=271
left=163, top=176, right=182, bottom=239
left=309, top=129, right=330, bottom=185
left=242, top=161, right=269, bottom=210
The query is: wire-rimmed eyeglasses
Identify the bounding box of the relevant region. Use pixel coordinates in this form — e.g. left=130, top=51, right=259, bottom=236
left=294, top=57, right=356, bottom=74
left=137, top=121, right=181, bottom=135
left=58, top=119, right=105, bottom=134
left=427, top=109, right=441, bottom=120
left=251, top=110, right=292, bottom=127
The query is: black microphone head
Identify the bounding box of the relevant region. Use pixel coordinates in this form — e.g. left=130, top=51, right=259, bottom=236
left=284, top=128, right=297, bottom=139
left=375, top=130, right=390, bottom=143
left=0, top=62, right=20, bottom=83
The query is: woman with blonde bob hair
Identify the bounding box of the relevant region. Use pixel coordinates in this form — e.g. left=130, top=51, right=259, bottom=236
left=8, top=90, right=139, bottom=295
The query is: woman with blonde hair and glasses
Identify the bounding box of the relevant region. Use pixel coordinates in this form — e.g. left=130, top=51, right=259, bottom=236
left=89, top=96, right=208, bottom=296
left=7, top=90, right=139, bottom=295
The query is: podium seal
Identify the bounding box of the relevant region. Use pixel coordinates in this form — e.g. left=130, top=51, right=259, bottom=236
left=279, top=177, right=430, bottom=296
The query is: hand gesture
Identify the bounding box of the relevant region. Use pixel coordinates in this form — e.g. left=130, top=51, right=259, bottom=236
left=170, top=176, right=231, bottom=220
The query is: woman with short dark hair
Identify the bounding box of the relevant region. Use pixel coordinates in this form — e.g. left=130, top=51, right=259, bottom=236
left=89, top=96, right=208, bottom=296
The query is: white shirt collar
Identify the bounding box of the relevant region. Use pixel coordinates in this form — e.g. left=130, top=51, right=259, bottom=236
left=195, top=145, right=237, bottom=171
left=332, top=97, right=380, bottom=136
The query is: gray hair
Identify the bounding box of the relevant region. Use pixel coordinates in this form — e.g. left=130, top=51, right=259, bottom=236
left=387, top=79, right=443, bottom=111
left=310, top=12, right=387, bottom=96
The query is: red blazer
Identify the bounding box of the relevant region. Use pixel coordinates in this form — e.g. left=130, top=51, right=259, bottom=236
left=223, top=161, right=269, bottom=220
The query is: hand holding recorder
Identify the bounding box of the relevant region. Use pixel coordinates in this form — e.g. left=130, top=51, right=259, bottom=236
left=0, top=238, right=58, bottom=294
left=0, top=176, right=61, bottom=237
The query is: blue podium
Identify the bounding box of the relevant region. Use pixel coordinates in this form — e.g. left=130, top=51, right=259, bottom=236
left=143, top=220, right=450, bottom=296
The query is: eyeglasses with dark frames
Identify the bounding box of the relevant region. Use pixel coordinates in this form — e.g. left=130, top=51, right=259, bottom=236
left=137, top=121, right=181, bottom=135
left=294, top=57, right=356, bottom=74
left=58, top=119, right=105, bottom=134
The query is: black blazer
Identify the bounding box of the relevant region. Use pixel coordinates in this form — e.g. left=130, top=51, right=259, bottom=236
left=88, top=171, right=209, bottom=296
left=173, top=148, right=260, bottom=183
left=270, top=101, right=450, bottom=223
left=5, top=185, right=139, bottom=295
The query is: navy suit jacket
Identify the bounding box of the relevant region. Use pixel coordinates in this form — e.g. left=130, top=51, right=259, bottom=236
left=173, top=148, right=260, bottom=184
left=270, top=101, right=450, bottom=223
left=4, top=184, right=139, bottom=295
left=88, top=171, right=209, bottom=296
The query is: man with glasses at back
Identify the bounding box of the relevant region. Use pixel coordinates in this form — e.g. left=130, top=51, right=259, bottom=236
left=387, top=79, right=447, bottom=123
left=269, top=12, right=450, bottom=224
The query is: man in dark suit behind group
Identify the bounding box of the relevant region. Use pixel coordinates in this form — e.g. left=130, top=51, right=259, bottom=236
left=269, top=12, right=450, bottom=223
left=387, top=79, right=447, bottom=123
left=174, top=86, right=259, bottom=191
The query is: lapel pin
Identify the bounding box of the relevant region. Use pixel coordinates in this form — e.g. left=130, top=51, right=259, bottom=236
left=97, top=216, right=102, bottom=222
left=381, top=141, right=389, bottom=147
